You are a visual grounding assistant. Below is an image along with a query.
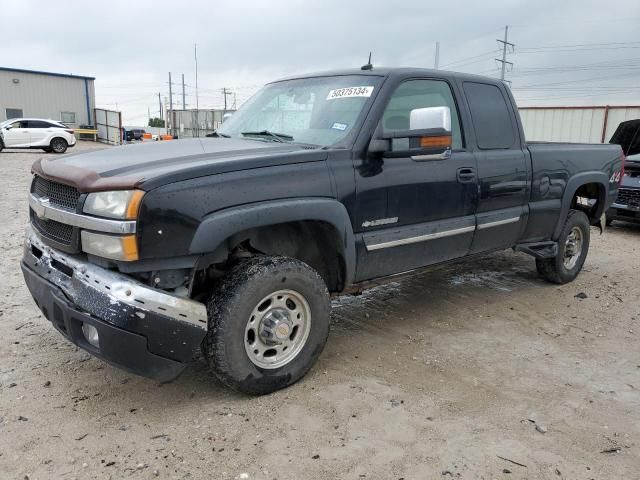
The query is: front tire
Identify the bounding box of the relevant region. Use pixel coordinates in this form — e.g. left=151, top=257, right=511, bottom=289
left=536, top=209, right=590, bottom=284
left=50, top=137, right=68, bottom=154
left=204, top=256, right=331, bottom=395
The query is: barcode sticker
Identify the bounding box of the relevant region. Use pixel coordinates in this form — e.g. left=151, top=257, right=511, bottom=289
left=326, top=86, right=374, bottom=100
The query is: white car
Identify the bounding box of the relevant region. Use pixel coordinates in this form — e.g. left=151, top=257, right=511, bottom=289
left=0, top=118, right=77, bottom=154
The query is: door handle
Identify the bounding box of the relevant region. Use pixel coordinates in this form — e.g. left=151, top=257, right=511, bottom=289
left=457, top=167, right=476, bottom=183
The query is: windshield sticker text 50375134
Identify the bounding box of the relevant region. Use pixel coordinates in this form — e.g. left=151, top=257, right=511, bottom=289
left=326, top=86, right=374, bottom=100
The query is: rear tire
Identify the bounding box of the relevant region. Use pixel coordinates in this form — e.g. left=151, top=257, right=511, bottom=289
left=204, top=256, right=331, bottom=395
left=536, top=209, right=590, bottom=284
left=50, top=137, right=68, bottom=154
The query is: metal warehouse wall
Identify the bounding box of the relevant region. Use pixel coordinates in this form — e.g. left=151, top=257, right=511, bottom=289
left=0, top=69, right=95, bottom=125
left=519, top=106, right=640, bottom=143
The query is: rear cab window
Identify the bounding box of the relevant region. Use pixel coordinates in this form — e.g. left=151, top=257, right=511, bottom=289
left=463, top=82, right=516, bottom=149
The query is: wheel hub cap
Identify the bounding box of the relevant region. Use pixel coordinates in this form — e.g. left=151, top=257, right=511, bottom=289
left=563, top=226, right=583, bottom=269
left=258, top=308, right=293, bottom=344
left=244, top=289, right=312, bottom=369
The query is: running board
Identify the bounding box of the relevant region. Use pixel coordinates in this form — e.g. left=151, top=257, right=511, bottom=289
left=514, top=241, right=558, bottom=259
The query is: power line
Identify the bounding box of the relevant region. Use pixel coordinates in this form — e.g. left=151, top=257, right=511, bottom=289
left=513, top=70, right=639, bottom=89
left=517, top=40, right=640, bottom=52
left=439, top=49, right=497, bottom=69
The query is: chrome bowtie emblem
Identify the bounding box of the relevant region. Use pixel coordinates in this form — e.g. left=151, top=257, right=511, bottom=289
left=34, top=197, right=50, bottom=219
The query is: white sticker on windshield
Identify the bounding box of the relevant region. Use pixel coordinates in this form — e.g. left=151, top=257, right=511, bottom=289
left=326, top=86, right=374, bottom=100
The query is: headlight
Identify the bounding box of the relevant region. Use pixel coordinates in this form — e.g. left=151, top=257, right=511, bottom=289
left=81, top=231, right=139, bottom=261
left=83, top=190, right=144, bottom=219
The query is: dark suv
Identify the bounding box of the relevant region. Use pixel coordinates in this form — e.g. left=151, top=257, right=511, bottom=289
left=125, top=128, right=146, bottom=141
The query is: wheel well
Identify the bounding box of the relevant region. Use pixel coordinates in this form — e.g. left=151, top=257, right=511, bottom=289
left=570, top=182, right=605, bottom=224
left=196, top=221, right=347, bottom=294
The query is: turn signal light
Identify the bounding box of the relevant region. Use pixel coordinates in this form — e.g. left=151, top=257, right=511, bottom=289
left=420, top=135, right=452, bottom=148
left=81, top=231, right=139, bottom=261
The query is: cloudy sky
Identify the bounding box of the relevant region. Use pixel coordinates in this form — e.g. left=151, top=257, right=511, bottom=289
left=3, top=0, right=639, bottom=125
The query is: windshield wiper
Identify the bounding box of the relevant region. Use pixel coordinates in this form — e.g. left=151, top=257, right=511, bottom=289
left=205, top=130, right=230, bottom=138
left=241, top=130, right=294, bottom=143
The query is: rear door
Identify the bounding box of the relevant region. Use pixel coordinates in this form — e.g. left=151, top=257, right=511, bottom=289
left=462, top=82, right=529, bottom=253
left=3, top=120, right=30, bottom=147
left=26, top=120, right=53, bottom=145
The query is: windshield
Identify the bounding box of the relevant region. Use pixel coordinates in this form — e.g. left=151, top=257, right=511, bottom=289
left=217, top=75, right=382, bottom=147
left=0, top=118, right=18, bottom=128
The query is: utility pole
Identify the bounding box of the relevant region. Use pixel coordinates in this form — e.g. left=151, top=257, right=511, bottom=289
left=495, top=25, right=514, bottom=82
left=158, top=93, right=163, bottom=121
left=194, top=43, right=199, bottom=137
left=164, top=96, right=169, bottom=135
left=434, top=41, right=440, bottom=69
left=222, top=88, right=233, bottom=113
left=168, top=72, right=174, bottom=136
left=182, top=74, right=186, bottom=110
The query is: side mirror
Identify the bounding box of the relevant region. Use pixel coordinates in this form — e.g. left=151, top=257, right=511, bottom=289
left=222, top=113, right=233, bottom=123
left=4, top=125, right=12, bottom=130
left=372, top=106, right=453, bottom=160
left=409, top=105, right=451, bottom=132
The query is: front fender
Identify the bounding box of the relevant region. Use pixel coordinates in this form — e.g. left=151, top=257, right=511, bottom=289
left=189, top=198, right=356, bottom=285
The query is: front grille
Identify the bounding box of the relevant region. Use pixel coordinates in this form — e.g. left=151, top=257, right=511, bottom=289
left=32, top=176, right=80, bottom=211
left=31, top=210, right=74, bottom=245
left=615, top=188, right=640, bottom=208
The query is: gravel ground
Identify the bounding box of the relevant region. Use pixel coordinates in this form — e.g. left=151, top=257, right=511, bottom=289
left=0, top=142, right=639, bottom=479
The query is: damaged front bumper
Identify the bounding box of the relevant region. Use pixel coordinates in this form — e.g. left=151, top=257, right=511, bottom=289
left=21, top=225, right=208, bottom=381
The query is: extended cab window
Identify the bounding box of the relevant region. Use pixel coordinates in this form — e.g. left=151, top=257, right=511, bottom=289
left=382, top=79, right=463, bottom=150
left=463, top=82, right=516, bottom=149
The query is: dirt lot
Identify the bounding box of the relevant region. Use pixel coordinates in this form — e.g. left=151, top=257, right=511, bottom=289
left=0, top=142, right=639, bottom=480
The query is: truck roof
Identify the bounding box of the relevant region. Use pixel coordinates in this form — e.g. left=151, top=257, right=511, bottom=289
left=271, top=67, right=505, bottom=86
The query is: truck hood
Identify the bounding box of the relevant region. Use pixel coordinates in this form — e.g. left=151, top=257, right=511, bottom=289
left=609, top=119, right=640, bottom=156
left=32, top=138, right=327, bottom=192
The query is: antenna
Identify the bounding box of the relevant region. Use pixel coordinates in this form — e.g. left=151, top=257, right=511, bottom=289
left=361, top=52, right=373, bottom=71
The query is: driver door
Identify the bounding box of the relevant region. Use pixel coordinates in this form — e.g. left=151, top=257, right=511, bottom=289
left=3, top=120, right=30, bottom=147
left=355, top=79, right=478, bottom=281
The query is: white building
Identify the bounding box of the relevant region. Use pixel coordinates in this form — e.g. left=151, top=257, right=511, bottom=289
left=0, top=67, right=96, bottom=126
left=519, top=105, right=640, bottom=144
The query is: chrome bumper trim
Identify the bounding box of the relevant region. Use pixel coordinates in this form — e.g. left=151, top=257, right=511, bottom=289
left=611, top=202, right=640, bottom=212
left=24, top=225, right=207, bottom=329
left=29, top=193, right=136, bottom=234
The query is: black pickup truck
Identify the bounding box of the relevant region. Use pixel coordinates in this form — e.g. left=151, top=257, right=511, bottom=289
left=22, top=68, right=624, bottom=394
